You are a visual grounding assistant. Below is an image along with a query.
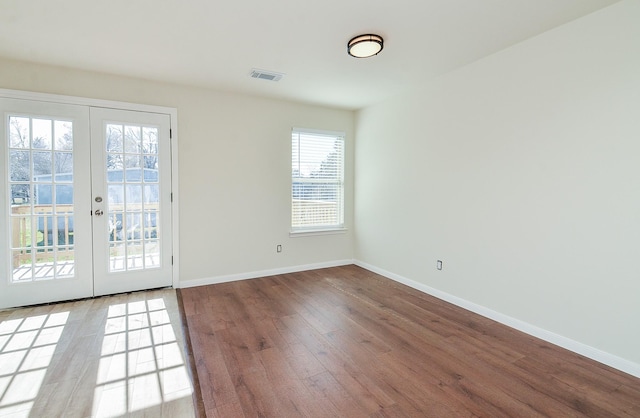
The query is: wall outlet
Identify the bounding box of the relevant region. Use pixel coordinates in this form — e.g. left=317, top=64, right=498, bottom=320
left=436, top=260, right=443, bottom=270
left=276, top=244, right=282, bottom=253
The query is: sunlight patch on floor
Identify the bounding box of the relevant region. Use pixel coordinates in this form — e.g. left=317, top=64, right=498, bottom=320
left=92, top=298, right=193, bottom=417
left=0, top=311, right=69, bottom=417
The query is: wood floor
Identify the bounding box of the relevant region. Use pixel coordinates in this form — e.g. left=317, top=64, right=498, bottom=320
left=0, top=289, right=194, bottom=418
left=179, top=265, right=640, bottom=418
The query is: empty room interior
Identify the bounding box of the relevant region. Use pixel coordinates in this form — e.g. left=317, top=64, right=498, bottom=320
left=1, top=0, right=639, bottom=416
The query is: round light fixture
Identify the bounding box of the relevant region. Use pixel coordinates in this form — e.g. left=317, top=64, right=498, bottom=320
left=347, top=34, right=384, bottom=58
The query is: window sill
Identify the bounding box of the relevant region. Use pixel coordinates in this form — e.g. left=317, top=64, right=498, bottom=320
left=289, top=228, right=347, bottom=238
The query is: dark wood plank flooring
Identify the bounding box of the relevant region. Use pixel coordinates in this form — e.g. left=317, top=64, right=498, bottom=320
left=179, top=265, right=640, bottom=417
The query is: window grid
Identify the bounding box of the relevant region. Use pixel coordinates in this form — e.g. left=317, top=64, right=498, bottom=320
left=105, top=123, right=161, bottom=272
left=7, top=115, right=75, bottom=282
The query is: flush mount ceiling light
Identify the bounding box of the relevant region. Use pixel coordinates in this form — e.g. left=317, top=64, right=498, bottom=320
left=347, top=34, right=384, bottom=58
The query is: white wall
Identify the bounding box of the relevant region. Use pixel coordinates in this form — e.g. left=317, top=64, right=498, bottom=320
left=355, top=0, right=640, bottom=369
left=0, top=58, right=355, bottom=284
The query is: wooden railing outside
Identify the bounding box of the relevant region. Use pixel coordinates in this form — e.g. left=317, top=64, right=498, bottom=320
left=11, top=204, right=74, bottom=266
left=11, top=203, right=159, bottom=267
left=292, top=199, right=339, bottom=228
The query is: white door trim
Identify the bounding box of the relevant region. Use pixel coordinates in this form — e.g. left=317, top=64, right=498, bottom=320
left=0, top=88, right=180, bottom=290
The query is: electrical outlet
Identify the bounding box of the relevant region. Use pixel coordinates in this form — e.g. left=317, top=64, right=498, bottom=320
left=276, top=244, right=282, bottom=253
left=436, top=260, right=443, bottom=270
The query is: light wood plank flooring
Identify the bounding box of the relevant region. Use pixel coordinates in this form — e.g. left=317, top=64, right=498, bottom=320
left=0, top=289, right=194, bottom=418
left=179, top=265, right=640, bottom=417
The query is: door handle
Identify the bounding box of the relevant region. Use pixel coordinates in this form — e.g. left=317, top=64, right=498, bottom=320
left=94, top=209, right=104, bottom=216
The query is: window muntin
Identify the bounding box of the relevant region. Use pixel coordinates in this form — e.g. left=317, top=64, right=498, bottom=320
left=7, top=115, right=76, bottom=281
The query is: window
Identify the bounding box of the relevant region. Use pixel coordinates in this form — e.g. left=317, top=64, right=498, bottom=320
left=291, top=128, right=345, bottom=233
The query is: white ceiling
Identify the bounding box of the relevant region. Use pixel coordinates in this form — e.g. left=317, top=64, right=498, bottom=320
left=0, top=0, right=618, bottom=110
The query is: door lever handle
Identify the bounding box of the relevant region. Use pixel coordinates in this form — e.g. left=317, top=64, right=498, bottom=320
left=94, top=209, right=104, bottom=216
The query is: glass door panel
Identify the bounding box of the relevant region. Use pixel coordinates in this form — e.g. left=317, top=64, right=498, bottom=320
left=8, top=116, right=77, bottom=281
left=105, top=123, right=161, bottom=272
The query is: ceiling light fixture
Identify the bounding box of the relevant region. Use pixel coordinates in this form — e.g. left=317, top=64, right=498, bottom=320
left=347, top=34, right=384, bottom=58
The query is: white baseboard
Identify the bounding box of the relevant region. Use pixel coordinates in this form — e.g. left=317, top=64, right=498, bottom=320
left=178, top=259, right=354, bottom=289
left=354, top=260, right=640, bottom=379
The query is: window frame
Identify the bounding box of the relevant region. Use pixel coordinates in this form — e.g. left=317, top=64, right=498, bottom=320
left=290, top=127, right=346, bottom=236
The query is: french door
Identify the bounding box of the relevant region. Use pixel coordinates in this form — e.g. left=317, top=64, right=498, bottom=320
left=0, top=98, right=173, bottom=309
left=90, top=107, right=172, bottom=296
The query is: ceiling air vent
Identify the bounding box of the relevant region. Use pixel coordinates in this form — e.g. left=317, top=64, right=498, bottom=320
left=250, top=69, right=284, bottom=82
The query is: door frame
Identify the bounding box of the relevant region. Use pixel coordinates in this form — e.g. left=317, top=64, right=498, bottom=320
left=0, top=88, right=180, bottom=294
